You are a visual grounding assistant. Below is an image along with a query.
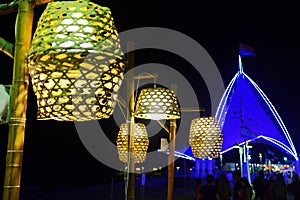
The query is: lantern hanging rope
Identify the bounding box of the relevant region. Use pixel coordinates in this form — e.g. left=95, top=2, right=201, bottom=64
left=116, top=123, right=149, bottom=163
left=189, top=116, right=223, bottom=159
left=27, top=0, right=125, bottom=121
left=134, top=87, right=181, bottom=120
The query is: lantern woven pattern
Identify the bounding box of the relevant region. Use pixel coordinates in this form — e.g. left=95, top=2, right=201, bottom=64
left=116, top=123, right=149, bottom=163
left=135, top=87, right=181, bottom=120
left=28, top=1, right=125, bottom=121
left=189, top=117, right=223, bottom=159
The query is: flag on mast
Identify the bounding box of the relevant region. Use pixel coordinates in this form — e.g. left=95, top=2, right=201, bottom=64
left=239, top=44, right=256, bottom=56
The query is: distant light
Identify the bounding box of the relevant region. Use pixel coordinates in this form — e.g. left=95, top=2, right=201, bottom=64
left=247, top=155, right=251, bottom=160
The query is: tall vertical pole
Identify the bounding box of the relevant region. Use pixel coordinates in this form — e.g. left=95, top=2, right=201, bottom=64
left=126, top=42, right=135, bottom=200
left=246, top=145, right=251, bottom=184
left=167, top=118, right=176, bottom=200
left=239, top=146, right=243, bottom=178
left=2, top=0, right=34, bottom=199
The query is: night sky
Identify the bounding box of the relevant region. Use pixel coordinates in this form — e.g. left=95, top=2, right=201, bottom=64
left=0, top=0, right=299, bottom=188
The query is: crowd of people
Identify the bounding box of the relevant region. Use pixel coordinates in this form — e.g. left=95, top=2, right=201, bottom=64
left=195, top=170, right=300, bottom=200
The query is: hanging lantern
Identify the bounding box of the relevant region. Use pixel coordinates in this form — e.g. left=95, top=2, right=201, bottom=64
left=116, top=123, right=149, bottom=163
left=189, top=116, right=223, bottom=159
left=27, top=1, right=125, bottom=121
left=135, top=87, right=180, bottom=120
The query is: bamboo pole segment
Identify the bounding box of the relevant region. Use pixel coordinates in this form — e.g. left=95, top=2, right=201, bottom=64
left=117, top=96, right=127, bottom=110
left=126, top=41, right=135, bottom=200
left=2, top=0, right=34, bottom=199
left=28, top=0, right=53, bottom=6
left=0, top=37, right=14, bottom=59
left=167, top=84, right=178, bottom=200
left=133, top=74, right=158, bottom=80
left=156, top=120, right=170, bottom=133
left=180, top=107, right=205, bottom=113
left=0, top=1, right=18, bottom=16
left=0, top=0, right=53, bottom=15
left=167, top=118, right=176, bottom=200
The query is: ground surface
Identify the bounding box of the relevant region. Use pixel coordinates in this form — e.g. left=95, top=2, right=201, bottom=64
left=19, top=176, right=196, bottom=200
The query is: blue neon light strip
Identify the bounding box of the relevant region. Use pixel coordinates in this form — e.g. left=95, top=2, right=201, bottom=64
left=238, top=55, right=243, bottom=73
left=215, top=73, right=239, bottom=126
left=216, top=56, right=298, bottom=161
left=244, top=73, right=297, bottom=156
left=221, top=135, right=298, bottom=161
left=261, top=136, right=296, bottom=159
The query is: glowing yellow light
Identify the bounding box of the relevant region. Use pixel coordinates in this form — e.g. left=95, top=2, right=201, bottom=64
left=189, top=116, right=223, bottom=159
left=28, top=1, right=125, bottom=121
left=116, top=123, right=149, bottom=163
left=135, top=87, right=181, bottom=120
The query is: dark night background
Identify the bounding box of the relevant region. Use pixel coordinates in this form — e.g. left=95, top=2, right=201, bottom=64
left=0, top=0, right=299, bottom=193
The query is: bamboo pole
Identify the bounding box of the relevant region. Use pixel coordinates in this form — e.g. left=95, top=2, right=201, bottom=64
left=0, top=0, right=53, bottom=15
left=126, top=41, right=135, bottom=200
left=167, top=84, right=178, bottom=200
left=0, top=37, right=14, bottom=59
left=2, top=0, right=34, bottom=199
left=0, top=1, right=18, bottom=16
left=167, top=119, right=176, bottom=200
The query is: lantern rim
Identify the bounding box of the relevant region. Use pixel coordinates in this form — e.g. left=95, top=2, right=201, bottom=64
left=134, top=87, right=181, bottom=120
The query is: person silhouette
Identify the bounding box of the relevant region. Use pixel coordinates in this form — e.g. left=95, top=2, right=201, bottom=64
left=200, top=174, right=218, bottom=200
left=232, top=170, right=243, bottom=200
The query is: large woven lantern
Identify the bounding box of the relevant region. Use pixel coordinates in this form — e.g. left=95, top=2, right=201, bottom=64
left=116, top=123, right=149, bottom=163
left=27, top=1, right=125, bottom=121
left=189, top=116, right=223, bottom=159
left=135, top=87, right=180, bottom=120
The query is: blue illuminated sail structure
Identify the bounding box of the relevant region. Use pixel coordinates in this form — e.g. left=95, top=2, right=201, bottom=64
left=215, top=56, right=298, bottom=161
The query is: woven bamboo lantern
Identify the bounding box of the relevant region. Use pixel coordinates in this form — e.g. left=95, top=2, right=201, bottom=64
left=189, top=116, right=223, bottom=159
left=116, top=123, right=149, bottom=163
left=135, top=87, right=180, bottom=120
left=27, top=1, right=125, bottom=121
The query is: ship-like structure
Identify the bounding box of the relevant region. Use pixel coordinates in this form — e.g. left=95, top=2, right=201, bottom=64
left=216, top=55, right=299, bottom=171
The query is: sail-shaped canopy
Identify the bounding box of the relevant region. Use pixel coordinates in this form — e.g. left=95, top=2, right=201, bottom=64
left=215, top=56, right=298, bottom=161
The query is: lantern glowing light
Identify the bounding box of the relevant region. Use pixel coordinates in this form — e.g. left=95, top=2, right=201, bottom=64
left=116, top=123, right=149, bottom=163
left=135, top=87, right=180, bottom=120
left=189, top=116, right=223, bottom=159
left=27, top=1, right=125, bottom=121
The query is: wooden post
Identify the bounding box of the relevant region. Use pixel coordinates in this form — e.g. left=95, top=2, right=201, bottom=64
left=126, top=41, right=135, bottom=200
left=2, top=0, right=34, bottom=199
